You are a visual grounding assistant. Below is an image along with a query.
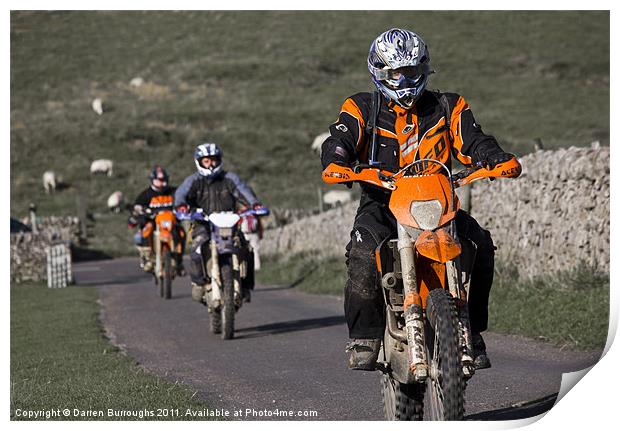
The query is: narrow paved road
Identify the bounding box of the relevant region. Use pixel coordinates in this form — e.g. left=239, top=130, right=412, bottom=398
left=74, top=258, right=602, bottom=421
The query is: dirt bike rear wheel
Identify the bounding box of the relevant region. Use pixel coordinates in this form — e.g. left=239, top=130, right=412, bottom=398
left=159, top=248, right=172, bottom=299
left=424, top=289, right=465, bottom=420
left=220, top=261, right=235, bottom=340
left=382, top=374, right=424, bottom=420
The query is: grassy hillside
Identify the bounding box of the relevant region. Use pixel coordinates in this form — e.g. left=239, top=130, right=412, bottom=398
left=11, top=11, right=609, bottom=255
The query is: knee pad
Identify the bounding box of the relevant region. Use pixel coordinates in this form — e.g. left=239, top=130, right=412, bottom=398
left=190, top=235, right=207, bottom=256
left=346, top=227, right=381, bottom=298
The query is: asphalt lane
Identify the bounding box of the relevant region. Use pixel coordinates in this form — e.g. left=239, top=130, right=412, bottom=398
left=75, top=257, right=602, bottom=421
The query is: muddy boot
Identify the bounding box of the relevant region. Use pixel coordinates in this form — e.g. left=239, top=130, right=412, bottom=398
left=346, top=339, right=381, bottom=371
left=191, top=282, right=206, bottom=303
left=137, top=246, right=154, bottom=273
left=472, top=332, right=492, bottom=370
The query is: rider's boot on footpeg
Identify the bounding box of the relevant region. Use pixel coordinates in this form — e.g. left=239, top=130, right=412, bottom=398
left=472, top=332, right=492, bottom=370
left=346, top=339, right=381, bottom=371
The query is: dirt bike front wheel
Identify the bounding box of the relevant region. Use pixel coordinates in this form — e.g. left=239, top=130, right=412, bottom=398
left=161, top=248, right=172, bottom=299
left=220, top=259, right=235, bottom=340
left=424, top=288, right=465, bottom=420
left=209, top=310, right=222, bottom=334
left=381, top=373, right=424, bottom=420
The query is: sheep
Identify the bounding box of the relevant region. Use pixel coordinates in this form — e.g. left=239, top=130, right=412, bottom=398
left=107, top=191, right=124, bottom=213
left=311, top=131, right=331, bottom=155
left=92, top=98, right=104, bottom=115
left=90, top=159, right=114, bottom=177
left=323, top=190, right=353, bottom=208
left=42, top=171, right=57, bottom=194
left=129, top=76, right=144, bottom=87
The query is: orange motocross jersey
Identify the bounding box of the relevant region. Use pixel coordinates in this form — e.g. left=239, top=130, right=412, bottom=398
left=321, top=90, right=503, bottom=175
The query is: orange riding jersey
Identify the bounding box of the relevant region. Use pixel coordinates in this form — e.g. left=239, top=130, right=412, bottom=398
left=321, top=90, right=504, bottom=176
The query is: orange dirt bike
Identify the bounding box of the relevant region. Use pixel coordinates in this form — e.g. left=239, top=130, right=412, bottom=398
left=323, top=156, right=521, bottom=420
left=142, top=208, right=184, bottom=299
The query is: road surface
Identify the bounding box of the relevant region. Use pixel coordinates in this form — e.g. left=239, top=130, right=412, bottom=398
left=73, top=257, right=602, bottom=421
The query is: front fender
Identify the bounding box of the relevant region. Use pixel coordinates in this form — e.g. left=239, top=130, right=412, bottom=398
left=414, top=228, right=461, bottom=263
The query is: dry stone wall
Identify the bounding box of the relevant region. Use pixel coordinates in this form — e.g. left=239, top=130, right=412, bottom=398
left=261, top=202, right=356, bottom=259
left=10, top=216, right=82, bottom=283
left=471, top=146, right=609, bottom=279
left=261, top=146, right=610, bottom=279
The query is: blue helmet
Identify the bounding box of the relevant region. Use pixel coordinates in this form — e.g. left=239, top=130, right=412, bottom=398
left=194, top=143, right=223, bottom=177
left=367, top=28, right=433, bottom=109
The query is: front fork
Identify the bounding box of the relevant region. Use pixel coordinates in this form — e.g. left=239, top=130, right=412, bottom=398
left=154, top=227, right=161, bottom=276
left=398, top=224, right=475, bottom=382
left=208, top=240, right=223, bottom=308
left=232, top=253, right=242, bottom=306
left=206, top=240, right=243, bottom=309
left=397, top=224, right=429, bottom=382
left=446, top=259, right=476, bottom=379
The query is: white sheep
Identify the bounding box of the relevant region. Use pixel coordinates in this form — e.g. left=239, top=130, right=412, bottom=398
left=323, top=190, right=353, bottom=208
left=311, top=131, right=331, bottom=155
left=42, top=171, right=57, bottom=194
left=129, top=76, right=144, bottom=87
left=90, top=159, right=114, bottom=177
left=107, top=191, right=124, bottom=213
left=92, top=98, right=104, bottom=115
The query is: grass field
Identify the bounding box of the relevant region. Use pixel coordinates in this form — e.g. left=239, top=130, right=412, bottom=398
left=10, top=283, right=214, bottom=420
left=10, top=11, right=609, bottom=256
left=257, top=254, right=609, bottom=350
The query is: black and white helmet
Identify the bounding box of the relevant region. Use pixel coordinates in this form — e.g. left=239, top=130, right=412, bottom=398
left=194, top=143, right=223, bottom=177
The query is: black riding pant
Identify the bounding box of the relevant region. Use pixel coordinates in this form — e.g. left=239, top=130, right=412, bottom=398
left=345, top=199, right=495, bottom=339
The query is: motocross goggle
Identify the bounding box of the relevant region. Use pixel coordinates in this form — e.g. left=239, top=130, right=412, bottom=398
left=376, top=64, right=431, bottom=90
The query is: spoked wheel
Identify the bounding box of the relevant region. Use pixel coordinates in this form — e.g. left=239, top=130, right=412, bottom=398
left=220, top=260, right=235, bottom=340
left=161, top=248, right=172, bottom=299
left=424, top=289, right=465, bottom=420
left=382, top=373, right=425, bottom=420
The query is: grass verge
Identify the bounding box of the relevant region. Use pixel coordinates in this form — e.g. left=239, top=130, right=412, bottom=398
left=258, top=253, right=609, bottom=350
left=10, top=283, right=213, bottom=421
left=489, top=265, right=609, bottom=350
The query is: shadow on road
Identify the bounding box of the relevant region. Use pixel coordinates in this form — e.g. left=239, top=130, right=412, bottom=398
left=235, top=315, right=345, bottom=339
left=465, top=393, right=557, bottom=421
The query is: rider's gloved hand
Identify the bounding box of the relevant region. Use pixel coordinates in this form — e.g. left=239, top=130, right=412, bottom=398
left=253, top=203, right=267, bottom=213
left=480, top=150, right=515, bottom=170
left=127, top=215, right=138, bottom=228
left=175, top=204, right=189, bottom=214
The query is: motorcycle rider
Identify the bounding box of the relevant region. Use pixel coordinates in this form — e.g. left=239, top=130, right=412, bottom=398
left=175, top=143, right=263, bottom=304
left=321, top=28, right=515, bottom=371
left=129, top=165, right=186, bottom=275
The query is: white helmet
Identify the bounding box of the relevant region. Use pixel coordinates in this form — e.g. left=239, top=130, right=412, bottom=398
left=194, top=143, right=223, bottom=177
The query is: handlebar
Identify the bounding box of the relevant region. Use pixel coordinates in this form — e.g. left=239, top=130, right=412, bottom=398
left=322, top=156, right=521, bottom=190
left=174, top=207, right=270, bottom=222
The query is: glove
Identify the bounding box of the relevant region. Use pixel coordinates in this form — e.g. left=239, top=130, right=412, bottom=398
left=127, top=215, right=138, bottom=228
left=175, top=204, right=189, bottom=214
left=481, top=151, right=515, bottom=170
